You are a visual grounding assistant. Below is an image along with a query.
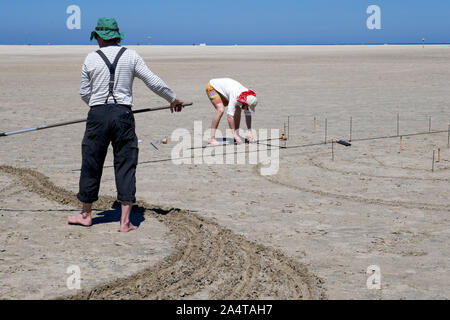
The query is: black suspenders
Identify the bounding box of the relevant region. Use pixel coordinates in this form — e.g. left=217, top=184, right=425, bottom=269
left=96, top=47, right=127, bottom=104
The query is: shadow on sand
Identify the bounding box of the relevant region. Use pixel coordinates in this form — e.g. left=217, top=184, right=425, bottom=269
left=1, top=201, right=181, bottom=228
left=92, top=201, right=146, bottom=227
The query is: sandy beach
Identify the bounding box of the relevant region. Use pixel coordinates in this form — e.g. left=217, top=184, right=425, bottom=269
left=0, top=45, right=449, bottom=299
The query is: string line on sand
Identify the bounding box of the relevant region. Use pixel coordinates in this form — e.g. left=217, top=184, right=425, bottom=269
left=71, top=141, right=283, bottom=171
left=68, top=129, right=448, bottom=170
left=284, top=129, right=449, bottom=150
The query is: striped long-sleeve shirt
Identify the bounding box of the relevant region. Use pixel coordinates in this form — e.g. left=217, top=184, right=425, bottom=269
left=80, top=45, right=176, bottom=107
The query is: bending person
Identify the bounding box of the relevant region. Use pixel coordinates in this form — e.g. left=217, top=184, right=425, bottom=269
left=206, top=78, right=258, bottom=145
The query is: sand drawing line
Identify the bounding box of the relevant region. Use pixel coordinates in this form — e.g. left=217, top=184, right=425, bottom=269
left=255, top=163, right=450, bottom=212
left=0, top=165, right=325, bottom=300
left=309, top=157, right=450, bottom=182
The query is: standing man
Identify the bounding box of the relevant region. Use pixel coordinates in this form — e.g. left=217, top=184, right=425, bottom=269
left=68, top=18, right=184, bottom=232
left=206, top=78, right=258, bottom=145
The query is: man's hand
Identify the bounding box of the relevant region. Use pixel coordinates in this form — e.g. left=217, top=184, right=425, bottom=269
left=170, top=98, right=184, bottom=113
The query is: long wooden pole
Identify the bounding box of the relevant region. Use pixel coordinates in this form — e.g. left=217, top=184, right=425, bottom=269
left=0, top=102, right=193, bottom=137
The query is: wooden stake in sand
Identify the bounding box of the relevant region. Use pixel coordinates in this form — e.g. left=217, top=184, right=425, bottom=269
left=349, top=116, right=353, bottom=142
left=283, top=122, right=287, bottom=148
left=287, top=116, right=290, bottom=140
left=313, top=117, right=317, bottom=134
left=438, top=148, right=441, bottom=163
left=432, top=150, right=435, bottom=172
left=332, top=139, right=335, bottom=161
left=399, top=136, right=403, bottom=153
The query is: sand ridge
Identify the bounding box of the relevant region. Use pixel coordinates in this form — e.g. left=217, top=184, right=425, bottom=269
left=0, top=165, right=325, bottom=300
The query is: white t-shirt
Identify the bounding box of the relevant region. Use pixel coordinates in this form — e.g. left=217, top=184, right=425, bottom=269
left=210, top=78, right=250, bottom=116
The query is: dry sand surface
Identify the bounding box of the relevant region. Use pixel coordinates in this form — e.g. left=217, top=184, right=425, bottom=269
left=0, top=45, right=449, bottom=299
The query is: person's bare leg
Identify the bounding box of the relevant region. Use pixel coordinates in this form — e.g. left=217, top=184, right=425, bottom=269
left=209, top=103, right=225, bottom=145
left=119, top=201, right=137, bottom=232
left=68, top=203, right=93, bottom=226
left=227, top=114, right=242, bottom=144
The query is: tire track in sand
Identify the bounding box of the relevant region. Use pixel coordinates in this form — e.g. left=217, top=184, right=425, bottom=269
left=0, top=165, right=326, bottom=300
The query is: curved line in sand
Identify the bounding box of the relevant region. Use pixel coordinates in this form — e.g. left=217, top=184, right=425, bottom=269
left=0, top=165, right=326, bottom=300
left=255, top=164, right=450, bottom=212
left=309, top=157, right=450, bottom=182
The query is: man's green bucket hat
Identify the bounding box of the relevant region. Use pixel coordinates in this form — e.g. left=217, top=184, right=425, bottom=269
left=90, top=18, right=125, bottom=41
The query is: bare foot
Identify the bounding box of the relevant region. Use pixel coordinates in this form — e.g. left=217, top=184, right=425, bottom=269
left=234, top=136, right=243, bottom=144
left=246, top=134, right=256, bottom=143
left=208, top=139, right=222, bottom=146
left=68, top=213, right=92, bottom=227
left=119, top=222, right=138, bottom=233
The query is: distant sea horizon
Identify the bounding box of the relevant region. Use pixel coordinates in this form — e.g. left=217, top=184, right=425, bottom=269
left=1, top=42, right=449, bottom=46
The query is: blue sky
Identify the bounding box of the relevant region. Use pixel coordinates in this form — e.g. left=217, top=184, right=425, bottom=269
left=0, top=0, right=449, bottom=45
